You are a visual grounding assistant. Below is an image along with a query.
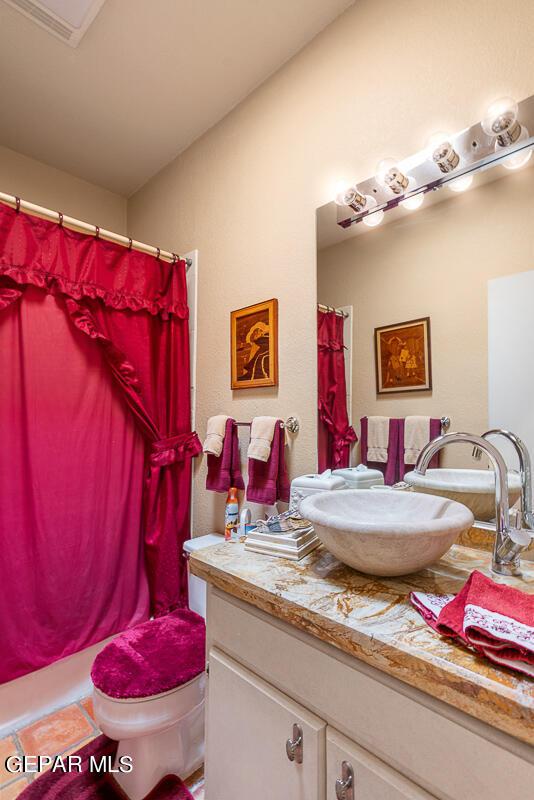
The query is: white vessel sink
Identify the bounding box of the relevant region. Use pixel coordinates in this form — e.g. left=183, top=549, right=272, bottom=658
left=403, top=468, right=521, bottom=522
left=300, top=489, right=473, bottom=577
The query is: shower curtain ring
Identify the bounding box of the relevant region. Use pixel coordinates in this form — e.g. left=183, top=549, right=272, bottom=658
left=156, top=247, right=161, bottom=260
left=15, top=197, right=20, bottom=213
left=58, top=212, right=63, bottom=227
left=171, top=252, right=178, bottom=264
left=95, top=226, right=100, bottom=239
left=128, top=238, right=133, bottom=250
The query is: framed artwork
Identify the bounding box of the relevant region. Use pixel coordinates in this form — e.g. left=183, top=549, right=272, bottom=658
left=231, top=298, right=278, bottom=389
left=374, top=317, right=432, bottom=394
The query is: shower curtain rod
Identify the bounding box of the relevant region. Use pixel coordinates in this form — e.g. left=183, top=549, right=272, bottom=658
left=0, top=191, right=192, bottom=269
left=317, top=302, right=348, bottom=318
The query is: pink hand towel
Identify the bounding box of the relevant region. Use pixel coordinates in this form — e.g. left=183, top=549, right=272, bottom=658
left=206, top=418, right=245, bottom=493
left=247, top=421, right=290, bottom=506
left=411, top=570, right=534, bottom=677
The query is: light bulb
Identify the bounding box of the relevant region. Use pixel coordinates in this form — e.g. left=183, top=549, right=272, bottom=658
left=399, top=177, right=424, bottom=210
left=376, top=158, right=409, bottom=194
left=502, top=125, right=532, bottom=169
left=427, top=131, right=460, bottom=173
left=335, top=184, right=367, bottom=211
left=361, top=195, right=384, bottom=227
left=482, top=97, right=520, bottom=144
left=448, top=174, right=474, bottom=192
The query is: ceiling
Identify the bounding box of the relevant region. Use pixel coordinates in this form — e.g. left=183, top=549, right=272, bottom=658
left=0, top=0, right=353, bottom=196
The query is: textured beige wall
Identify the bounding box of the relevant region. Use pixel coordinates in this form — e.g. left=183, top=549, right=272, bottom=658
left=127, top=0, right=534, bottom=534
left=317, top=169, right=534, bottom=469
left=0, top=145, right=127, bottom=233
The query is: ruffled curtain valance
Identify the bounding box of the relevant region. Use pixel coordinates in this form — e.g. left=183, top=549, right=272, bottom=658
left=0, top=203, right=188, bottom=318
left=0, top=202, right=201, bottom=617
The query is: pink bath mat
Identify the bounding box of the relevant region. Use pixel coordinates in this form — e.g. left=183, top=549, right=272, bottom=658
left=19, top=735, right=195, bottom=800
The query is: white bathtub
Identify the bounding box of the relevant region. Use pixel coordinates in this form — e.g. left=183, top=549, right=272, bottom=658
left=0, top=636, right=114, bottom=737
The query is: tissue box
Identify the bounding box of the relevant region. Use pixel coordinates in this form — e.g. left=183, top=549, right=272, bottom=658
left=332, top=465, right=384, bottom=489
left=289, top=471, right=347, bottom=511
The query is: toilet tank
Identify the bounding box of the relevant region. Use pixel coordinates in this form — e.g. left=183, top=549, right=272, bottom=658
left=183, top=534, right=223, bottom=618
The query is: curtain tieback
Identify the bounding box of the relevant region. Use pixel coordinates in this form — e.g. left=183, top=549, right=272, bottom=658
left=150, top=431, right=202, bottom=467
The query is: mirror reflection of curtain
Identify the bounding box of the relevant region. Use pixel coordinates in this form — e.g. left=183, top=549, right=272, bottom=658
left=317, top=310, right=356, bottom=471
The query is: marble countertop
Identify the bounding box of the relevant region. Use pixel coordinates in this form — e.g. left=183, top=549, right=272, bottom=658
left=190, top=541, right=534, bottom=745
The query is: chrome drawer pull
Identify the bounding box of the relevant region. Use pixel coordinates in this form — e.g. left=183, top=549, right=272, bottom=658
left=285, top=723, right=303, bottom=764
left=335, top=760, right=354, bottom=800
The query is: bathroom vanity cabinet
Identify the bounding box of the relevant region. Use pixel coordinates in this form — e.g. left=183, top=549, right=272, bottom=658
left=191, top=543, right=534, bottom=800
left=207, top=647, right=433, bottom=799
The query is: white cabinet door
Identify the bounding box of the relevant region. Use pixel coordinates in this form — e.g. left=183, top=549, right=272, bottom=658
left=327, top=728, right=436, bottom=800
left=206, top=648, right=326, bottom=800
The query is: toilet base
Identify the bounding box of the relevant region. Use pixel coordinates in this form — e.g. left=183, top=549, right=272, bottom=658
left=112, top=700, right=204, bottom=800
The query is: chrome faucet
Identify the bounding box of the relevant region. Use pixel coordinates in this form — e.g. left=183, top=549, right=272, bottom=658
left=473, top=429, right=534, bottom=531
left=415, top=432, right=533, bottom=576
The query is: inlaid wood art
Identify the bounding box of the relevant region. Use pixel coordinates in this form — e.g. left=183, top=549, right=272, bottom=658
left=374, top=317, right=432, bottom=394
left=231, top=299, right=278, bottom=389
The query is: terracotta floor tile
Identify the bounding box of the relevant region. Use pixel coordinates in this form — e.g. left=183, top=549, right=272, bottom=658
left=0, top=778, right=30, bottom=800
left=0, top=737, right=18, bottom=786
left=18, top=704, right=93, bottom=757
left=80, top=696, right=96, bottom=723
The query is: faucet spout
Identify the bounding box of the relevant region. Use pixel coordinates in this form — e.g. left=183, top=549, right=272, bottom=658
left=414, top=432, right=522, bottom=575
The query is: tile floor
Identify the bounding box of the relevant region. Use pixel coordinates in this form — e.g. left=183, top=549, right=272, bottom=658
left=0, top=698, right=204, bottom=799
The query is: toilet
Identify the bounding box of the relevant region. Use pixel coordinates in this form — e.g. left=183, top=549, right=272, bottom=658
left=91, top=534, right=222, bottom=800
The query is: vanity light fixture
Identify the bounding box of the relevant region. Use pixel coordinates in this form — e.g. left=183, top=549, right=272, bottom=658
left=361, top=196, right=384, bottom=227
left=335, top=184, right=384, bottom=226
left=377, top=159, right=423, bottom=210
left=334, top=185, right=367, bottom=211
left=482, top=96, right=532, bottom=171
left=448, top=174, right=474, bottom=192
left=427, top=132, right=460, bottom=173
left=399, top=178, right=425, bottom=210
left=376, top=158, right=409, bottom=195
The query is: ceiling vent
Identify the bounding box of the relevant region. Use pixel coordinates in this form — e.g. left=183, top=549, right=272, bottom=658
left=3, top=0, right=107, bottom=47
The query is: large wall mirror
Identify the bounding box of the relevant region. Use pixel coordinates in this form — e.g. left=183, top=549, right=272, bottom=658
left=315, top=95, right=534, bottom=531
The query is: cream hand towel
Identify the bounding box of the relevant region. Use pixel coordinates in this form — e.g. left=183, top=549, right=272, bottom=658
left=247, top=416, right=279, bottom=462
left=203, top=414, right=230, bottom=456
left=404, top=416, right=431, bottom=465
left=367, top=416, right=390, bottom=463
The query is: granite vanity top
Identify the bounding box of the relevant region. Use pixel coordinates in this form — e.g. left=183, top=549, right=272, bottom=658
left=190, top=541, right=534, bottom=745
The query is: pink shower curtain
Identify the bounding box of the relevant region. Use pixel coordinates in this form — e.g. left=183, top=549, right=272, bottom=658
left=0, top=203, right=201, bottom=683
left=0, top=288, right=149, bottom=683
left=317, top=310, right=357, bottom=472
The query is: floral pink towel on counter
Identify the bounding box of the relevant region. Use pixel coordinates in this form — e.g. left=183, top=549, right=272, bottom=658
left=410, top=570, right=534, bottom=677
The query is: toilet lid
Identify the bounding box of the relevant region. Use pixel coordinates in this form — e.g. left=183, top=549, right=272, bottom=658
left=91, top=608, right=205, bottom=700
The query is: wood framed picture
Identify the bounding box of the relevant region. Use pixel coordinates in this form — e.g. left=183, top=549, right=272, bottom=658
left=231, top=298, right=278, bottom=389
left=374, top=316, right=432, bottom=394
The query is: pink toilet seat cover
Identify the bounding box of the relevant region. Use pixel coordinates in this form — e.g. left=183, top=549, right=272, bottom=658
left=91, top=609, right=206, bottom=699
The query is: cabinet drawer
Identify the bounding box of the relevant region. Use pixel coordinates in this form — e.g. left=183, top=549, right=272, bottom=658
left=327, top=727, right=436, bottom=800
left=206, top=648, right=326, bottom=800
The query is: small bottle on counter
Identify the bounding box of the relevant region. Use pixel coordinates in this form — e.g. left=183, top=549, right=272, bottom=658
left=224, top=487, right=240, bottom=541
